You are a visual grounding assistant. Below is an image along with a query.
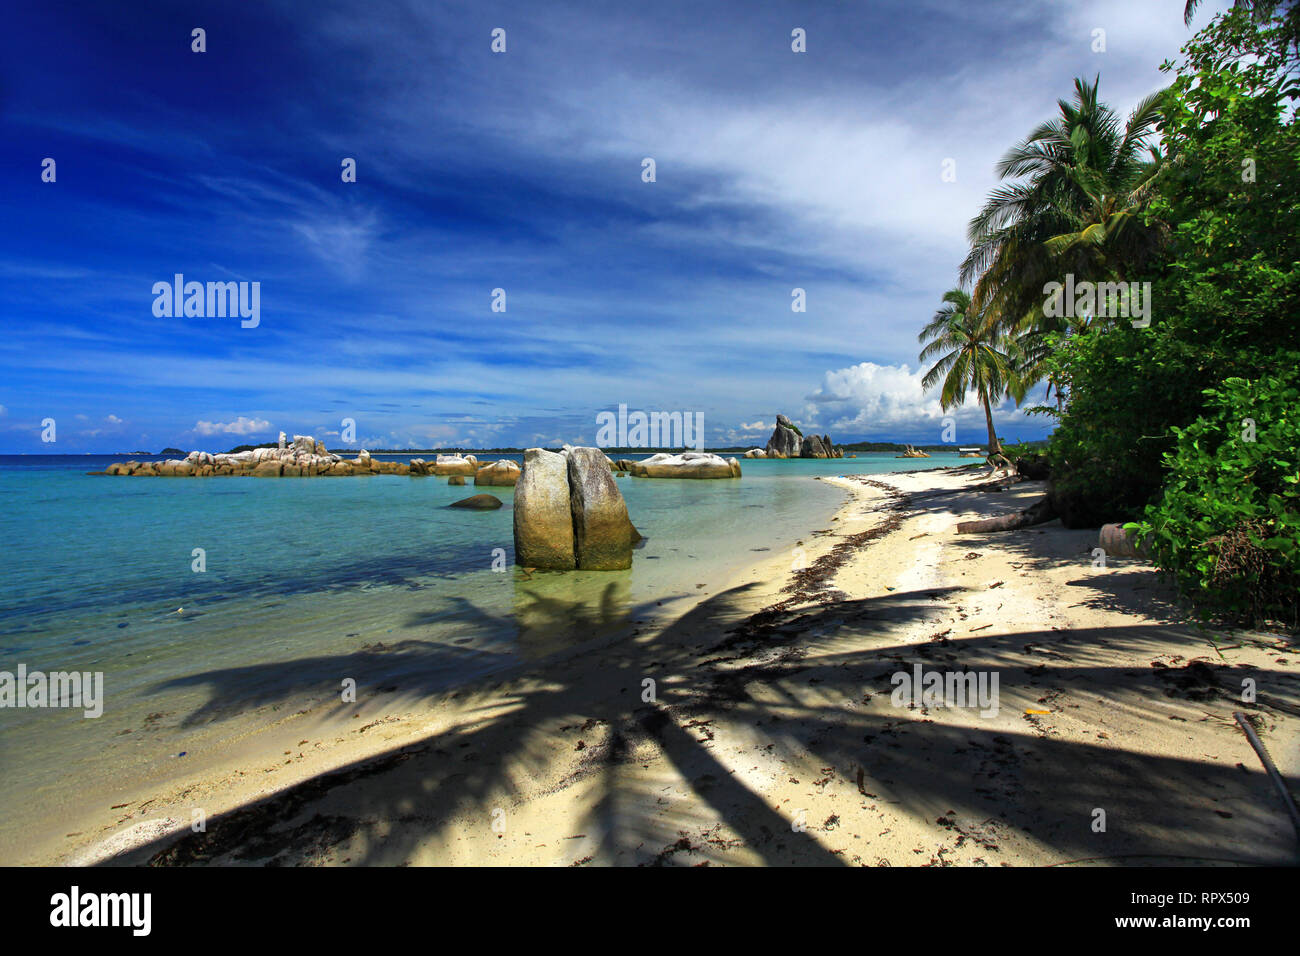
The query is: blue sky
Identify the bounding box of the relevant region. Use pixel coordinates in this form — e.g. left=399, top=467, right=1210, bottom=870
left=0, top=0, right=1226, bottom=452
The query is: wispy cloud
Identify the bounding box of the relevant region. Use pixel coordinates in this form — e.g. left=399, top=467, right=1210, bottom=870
left=193, top=417, right=273, bottom=437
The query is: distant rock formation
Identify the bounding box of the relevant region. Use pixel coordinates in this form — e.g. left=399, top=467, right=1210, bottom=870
left=895, top=445, right=931, bottom=458
left=743, top=448, right=766, bottom=459
left=430, top=454, right=478, bottom=476
left=765, top=414, right=802, bottom=458
left=763, top=414, right=841, bottom=458
left=628, top=452, right=741, bottom=479
left=474, top=459, right=521, bottom=486
left=102, top=436, right=478, bottom=478
left=514, top=446, right=640, bottom=570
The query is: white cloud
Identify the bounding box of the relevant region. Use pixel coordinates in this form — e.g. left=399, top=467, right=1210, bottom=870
left=803, top=361, right=1040, bottom=442
left=194, top=416, right=272, bottom=436
left=105, top=414, right=122, bottom=424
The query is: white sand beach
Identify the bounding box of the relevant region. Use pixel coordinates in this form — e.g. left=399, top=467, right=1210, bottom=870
left=49, top=467, right=1300, bottom=867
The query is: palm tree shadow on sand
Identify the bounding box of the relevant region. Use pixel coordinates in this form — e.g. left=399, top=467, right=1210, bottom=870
left=104, top=555, right=1300, bottom=867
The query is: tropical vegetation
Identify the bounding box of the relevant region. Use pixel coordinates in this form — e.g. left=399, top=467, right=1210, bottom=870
left=918, top=4, right=1300, bottom=627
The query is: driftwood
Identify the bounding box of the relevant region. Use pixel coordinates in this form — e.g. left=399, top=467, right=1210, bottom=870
left=956, top=494, right=1057, bottom=533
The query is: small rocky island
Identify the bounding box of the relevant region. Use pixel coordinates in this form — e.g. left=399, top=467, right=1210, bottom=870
left=743, top=413, right=843, bottom=458
left=613, top=452, right=741, bottom=479
left=100, top=433, right=501, bottom=479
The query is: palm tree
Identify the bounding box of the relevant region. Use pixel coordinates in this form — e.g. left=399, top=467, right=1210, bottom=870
left=918, top=289, right=1017, bottom=455
left=952, top=77, right=1167, bottom=422
left=961, top=77, right=1166, bottom=339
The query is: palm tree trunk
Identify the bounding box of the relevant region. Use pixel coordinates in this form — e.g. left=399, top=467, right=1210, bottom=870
left=981, top=390, right=1001, bottom=454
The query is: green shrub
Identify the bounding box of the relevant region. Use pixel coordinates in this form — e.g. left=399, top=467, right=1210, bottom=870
left=1043, top=326, right=1205, bottom=527
left=1130, top=363, right=1300, bottom=628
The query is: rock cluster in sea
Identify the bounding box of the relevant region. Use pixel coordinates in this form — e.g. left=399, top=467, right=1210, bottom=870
left=410, top=454, right=481, bottom=477
left=896, top=445, right=931, bottom=458
left=473, top=459, right=521, bottom=486
left=760, top=413, right=842, bottom=459
left=514, top=447, right=641, bottom=570
left=619, top=452, right=741, bottom=478
left=102, top=437, right=490, bottom=477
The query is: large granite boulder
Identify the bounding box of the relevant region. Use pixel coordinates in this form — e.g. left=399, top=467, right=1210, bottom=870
left=629, top=452, right=740, bottom=479
left=513, top=449, right=576, bottom=570
left=743, top=448, right=766, bottom=458
left=474, top=459, right=521, bottom=487
left=567, top=447, right=637, bottom=570
left=432, top=454, right=478, bottom=477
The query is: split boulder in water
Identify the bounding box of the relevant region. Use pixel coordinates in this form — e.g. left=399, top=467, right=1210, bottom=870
left=514, top=446, right=640, bottom=570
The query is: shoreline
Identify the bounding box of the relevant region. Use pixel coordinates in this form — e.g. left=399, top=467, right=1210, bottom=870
left=35, top=466, right=1300, bottom=866
left=21, top=467, right=860, bottom=866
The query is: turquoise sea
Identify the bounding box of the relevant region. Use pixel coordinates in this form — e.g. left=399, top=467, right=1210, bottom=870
left=0, top=451, right=963, bottom=861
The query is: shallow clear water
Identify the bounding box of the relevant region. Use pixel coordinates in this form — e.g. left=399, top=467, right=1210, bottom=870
left=0, top=451, right=962, bottom=859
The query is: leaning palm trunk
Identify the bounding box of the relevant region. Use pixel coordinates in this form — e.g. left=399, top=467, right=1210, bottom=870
left=981, top=390, right=1001, bottom=454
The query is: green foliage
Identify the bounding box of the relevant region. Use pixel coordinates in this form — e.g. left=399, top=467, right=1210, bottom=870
left=1130, top=366, right=1300, bottom=627
left=1043, top=7, right=1300, bottom=533
left=928, top=7, right=1300, bottom=626
left=962, top=74, right=1168, bottom=369
left=1042, top=322, right=1232, bottom=527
